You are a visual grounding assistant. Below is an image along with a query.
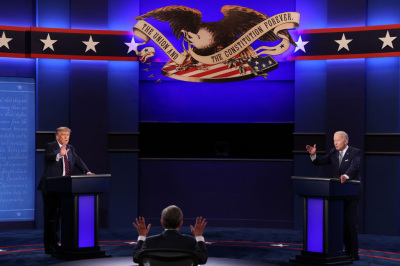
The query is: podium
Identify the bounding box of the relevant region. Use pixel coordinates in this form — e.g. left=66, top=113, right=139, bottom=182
left=290, top=176, right=361, bottom=265
left=47, top=174, right=111, bottom=260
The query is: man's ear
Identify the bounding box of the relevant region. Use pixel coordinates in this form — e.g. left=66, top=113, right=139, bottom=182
left=178, top=220, right=183, bottom=228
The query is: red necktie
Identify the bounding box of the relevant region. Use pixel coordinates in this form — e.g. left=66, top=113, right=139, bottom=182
left=64, top=154, right=71, bottom=176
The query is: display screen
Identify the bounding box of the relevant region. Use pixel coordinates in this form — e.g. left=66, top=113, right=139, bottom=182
left=0, top=77, right=35, bottom=222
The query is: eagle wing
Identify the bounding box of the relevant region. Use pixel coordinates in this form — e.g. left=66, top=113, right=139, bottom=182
left=219, top=5, right=296, bottom=46
left=135, top=5, right=202, bottom=39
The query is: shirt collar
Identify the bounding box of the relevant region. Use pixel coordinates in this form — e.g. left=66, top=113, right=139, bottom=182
left=341, top=145, right=349, bottom=154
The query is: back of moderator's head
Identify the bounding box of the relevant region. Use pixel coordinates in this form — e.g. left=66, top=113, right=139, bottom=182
left=161, top=205, right=183, bottom=229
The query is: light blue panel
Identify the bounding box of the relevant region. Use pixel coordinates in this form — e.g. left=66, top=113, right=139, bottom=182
left=36, top=0, right=70, bottom=28
left=366, top=57, right=399, bottom=133
left=327, top=0, right=366, bottom=28
left=108, top=0, right=140, bottom=30
left=0, top=77, right=35, bottom=222
left=296, top=0, right=327, bottom=30
left=294, top=60, right=326, bottom=132
left=37, top=59, right=70, bottom=131
left=368, top=0, right=400, bottom=26
left=140, top=80, right=294, bottom=123
left=108, top=61, right=139, bottom=132
left=365, top=155, right=399, bottom=235
left=0, top=0, right=35, bottom=27
left=71, top=0, right=108, bottom=30
left=0, top=58, right=35, bottom=78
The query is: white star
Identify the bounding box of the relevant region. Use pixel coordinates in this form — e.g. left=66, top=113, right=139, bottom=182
left=295, top=35, right=309, bottom=53
left=254, top=66, right=259, bottom=70
left=255, top=61, right=259, bottom=65
left=0, top=31, right=13, bottom=49
left=379, top=31, right=397, bottom=49
left=40, top=33, right=58, bottom=51
left=268, top=60, right=272, bottom=64
left=262, top=64, right=266, bottom=67
left=125, top=37, right=138, bottom=54
left=82, top=35, right=99, bottom=53
left=335, top=33, right=352, bottom=51
left=17, top=84, right=22, bottom=90
left=16, top=212, right=21, bottom=217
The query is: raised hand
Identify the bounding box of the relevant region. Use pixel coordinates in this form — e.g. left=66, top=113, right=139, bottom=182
left=190, top=217, right=207, bottom=237
left=133, top=217, right=151, bottom=237
left=305, top=144, right=317, bottom=156
left=59, top=143, right=70, bottom=157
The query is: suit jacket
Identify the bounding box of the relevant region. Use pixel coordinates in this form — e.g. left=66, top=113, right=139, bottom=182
left=133, top=230, right=207, bottom=264
left=312, top=146, right=361, bottom=180
left=38, top=141, right=90, bottom=193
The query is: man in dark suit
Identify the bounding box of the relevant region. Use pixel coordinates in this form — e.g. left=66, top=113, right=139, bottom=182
left=132, top=205, right=208, bottom=264
left=306, top=131, right=361, bottom=261
left=37, top=127, right=93, bottom=254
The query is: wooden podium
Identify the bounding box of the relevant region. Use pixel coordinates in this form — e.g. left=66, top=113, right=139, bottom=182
left=47, top=174, right=111, bottom=260
left=290, top=176, right=361, bottom=265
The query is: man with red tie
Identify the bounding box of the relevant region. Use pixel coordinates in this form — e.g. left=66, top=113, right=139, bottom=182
left=38, top=127, right=93, bottom=254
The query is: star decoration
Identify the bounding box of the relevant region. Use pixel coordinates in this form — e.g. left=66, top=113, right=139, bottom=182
left=0, top=31, right=13, bottom=49
left=255, top=61, right=259, bottom=65
left=335, top=33, right=352, bottom=51
left=125, top=37, right=138, bottom=54
left=280, top=44, right=285, bottom=48
left=40, top=33, right=58, bottom=51
left=295, top=35, right=309, bottom=53
left=17, top=85, right=22, bottom=90
left=379, top=31, right=397, bottom=49
left=82, top=35, right=99, bottom=53
left=262, top=64, right=266, bottom=67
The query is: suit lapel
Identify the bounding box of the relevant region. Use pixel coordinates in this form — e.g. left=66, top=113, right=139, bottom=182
left=340, top=146, right=351, bottom=169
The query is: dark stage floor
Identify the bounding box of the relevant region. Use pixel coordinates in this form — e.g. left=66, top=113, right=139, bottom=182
left=1, top=226, right=400, bottom=265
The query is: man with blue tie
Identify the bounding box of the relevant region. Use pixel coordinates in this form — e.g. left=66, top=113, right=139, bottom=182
left=306, top=131, right=361, bottom=261
left=37, top=127, right=93, bottom=254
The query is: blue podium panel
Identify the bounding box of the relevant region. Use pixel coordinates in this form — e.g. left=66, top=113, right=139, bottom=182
left=307, top=198, right=323, bottom=253
left=79, top=195, right=95, bottom=248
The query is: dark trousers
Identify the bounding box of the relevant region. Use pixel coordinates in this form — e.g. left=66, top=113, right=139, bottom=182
left=343, top=198, right=359, bottom=256
left=42, top=191, right=61, bottom=252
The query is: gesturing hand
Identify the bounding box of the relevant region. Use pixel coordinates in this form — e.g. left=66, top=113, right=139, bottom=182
left=305, top=144, right=317, bottom=156
left=190, top=217, right=207, bottom=237
left=59, top=144, right=70, bottom=157
left=133, top=217, right=151, bottom=237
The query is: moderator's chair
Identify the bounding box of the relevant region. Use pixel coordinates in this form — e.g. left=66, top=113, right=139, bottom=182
left=137, top=248, right=199, bottom=266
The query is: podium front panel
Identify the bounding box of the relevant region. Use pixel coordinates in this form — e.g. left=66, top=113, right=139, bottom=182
left=78, top=195, right=95, bottom=248
left=307, top=198, right=323, bottom=253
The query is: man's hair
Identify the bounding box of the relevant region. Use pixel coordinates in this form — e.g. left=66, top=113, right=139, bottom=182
left=334, top=131, right=349, bottom=142
left=56, top=127, right=71, bottom=135
left=161, top=205, right=183, bottom=229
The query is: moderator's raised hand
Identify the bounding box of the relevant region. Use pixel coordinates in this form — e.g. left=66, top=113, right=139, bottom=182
left=133, top=217, right=151, bottom=237
left=190, top=217, right=207, bottom=237
left=305, top=144, right=317, bottom=156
